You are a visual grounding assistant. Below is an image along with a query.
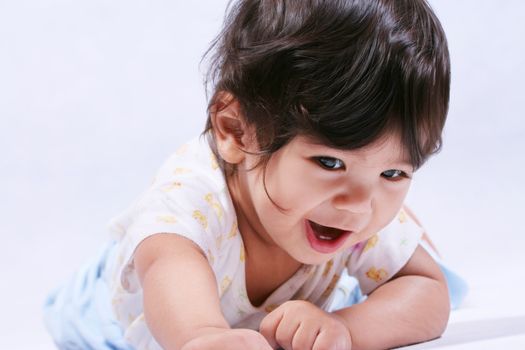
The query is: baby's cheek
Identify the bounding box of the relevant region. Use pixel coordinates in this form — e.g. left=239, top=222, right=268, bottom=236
left=378, top=185, right=407, bottom=212
left=359, top=203, right=398, bottom=241
left=375, top=201, right=403, bottom=230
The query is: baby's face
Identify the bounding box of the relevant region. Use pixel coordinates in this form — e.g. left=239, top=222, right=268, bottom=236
left=228, top=133, right=414, bottom=265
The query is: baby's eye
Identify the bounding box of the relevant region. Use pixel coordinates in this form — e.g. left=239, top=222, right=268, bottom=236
left=315, top=156, right=345, bottom=170
left=381, top=169, right=407, bottom=180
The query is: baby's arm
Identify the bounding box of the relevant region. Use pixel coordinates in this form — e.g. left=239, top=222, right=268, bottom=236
left=134, top=234, right=272, bottom=350
left=260, top=246, right=448, bottom=350
left=333, top=244, right=450, bottom=349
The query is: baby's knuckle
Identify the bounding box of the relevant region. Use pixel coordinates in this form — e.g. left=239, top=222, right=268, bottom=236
left=319, top=339, right=345, bottom=350
left=313, top=329, right=350, bottom=350
left=275, top=330, right=293, bottom=349
left=275, top=332, right=289, bottom=346
left=292, top=335, right=310, bottom=350
left=313, top=342, right=333, bottom=350
left=324, top=330, right=351, bottom=350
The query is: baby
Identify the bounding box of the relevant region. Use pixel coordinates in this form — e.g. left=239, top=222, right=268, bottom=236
left=44, top=0, right=458, bottom=349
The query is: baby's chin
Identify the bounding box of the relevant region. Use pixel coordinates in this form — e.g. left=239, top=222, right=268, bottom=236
left=289, top=249, right=341, bottom=266
left=288, top=239, right=353, bottom=266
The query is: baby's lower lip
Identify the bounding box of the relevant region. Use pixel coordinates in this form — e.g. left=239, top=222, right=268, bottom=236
left=305, top=220, right=351, bottom=254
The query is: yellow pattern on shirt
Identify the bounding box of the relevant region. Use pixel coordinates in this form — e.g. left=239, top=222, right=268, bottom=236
left=323, top=259, right=334, bottom=277
left=363, top=234, right=379, bottom=252
left=162, top=182, right=182, bottom=192
left=366, top=267, right=388, bottom=283
left=220, top=276, right=232, bottom=295
left=156, top=215, right=177, bottom=224
left=398, top=210, right=407, bottom=223
left=228, top=221, right=238, bottom=239
left=265, top=304, right=279, bottom=313
left=192, top=210, right=208, bottom=229
left=240, top=244, right=245, bottom=263
left=205, top=193, right=223, bottom=220
left=174, top=167, right=191, bottom=175
left=321, top=274, right=340, bottom=299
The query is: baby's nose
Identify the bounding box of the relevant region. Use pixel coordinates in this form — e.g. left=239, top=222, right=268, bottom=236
left=331, top=185, right=373, bottom=214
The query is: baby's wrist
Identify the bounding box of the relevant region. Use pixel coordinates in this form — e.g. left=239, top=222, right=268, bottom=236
left=329, top=311, right=354, bottom=348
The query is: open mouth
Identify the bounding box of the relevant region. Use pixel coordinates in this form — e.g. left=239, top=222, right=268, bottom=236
left=309, top=221, right=346, bottom=241
left=305, top=220, right=351, bottom=254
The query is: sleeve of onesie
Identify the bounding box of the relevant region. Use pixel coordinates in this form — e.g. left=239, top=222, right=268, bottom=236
left=108, top=139, right=235, bottom=293
left=345, top=208, right=424, bottom=295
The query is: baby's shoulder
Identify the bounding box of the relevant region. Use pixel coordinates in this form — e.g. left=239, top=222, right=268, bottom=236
left=153, top=136, right=223, bottom=188
left=145, top=136, right=232, bottom=230
left=109, top=134, right=235, bottom=243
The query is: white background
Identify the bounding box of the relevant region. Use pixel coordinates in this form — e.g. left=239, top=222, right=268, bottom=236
left=1, top=1, right=524, bottom=349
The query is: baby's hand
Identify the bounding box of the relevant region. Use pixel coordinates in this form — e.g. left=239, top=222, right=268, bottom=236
left=260, top=300, right=352, bottom=350
left=180, top=328, right=273, bottom=350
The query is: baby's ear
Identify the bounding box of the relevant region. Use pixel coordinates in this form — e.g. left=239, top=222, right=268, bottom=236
left=210, top=92, right=253, bottom=164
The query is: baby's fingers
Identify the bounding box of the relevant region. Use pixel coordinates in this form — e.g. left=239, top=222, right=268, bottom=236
left=259, top=308, right=285, bottom=349
left=291, top=323, right=319, bottom=350
left=312, top=328, right=352, bottom=350
left=261, top=307, right=306, bottom=350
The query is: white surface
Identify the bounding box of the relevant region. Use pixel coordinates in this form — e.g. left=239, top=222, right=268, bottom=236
left=413, top=335, right=525, bottom=350
left=438, top=336, right=525, bottom=350
left=1, top=1, right=524, bottom=349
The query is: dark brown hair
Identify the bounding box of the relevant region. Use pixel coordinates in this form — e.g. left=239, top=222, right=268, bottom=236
left=203, top=0, right=450, bottom=172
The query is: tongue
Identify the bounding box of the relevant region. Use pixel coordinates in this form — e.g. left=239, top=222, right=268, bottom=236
left=311, top=222, right=343, bottom=240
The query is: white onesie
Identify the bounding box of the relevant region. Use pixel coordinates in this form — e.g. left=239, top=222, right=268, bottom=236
left=103, top=134, right=424, bottom=350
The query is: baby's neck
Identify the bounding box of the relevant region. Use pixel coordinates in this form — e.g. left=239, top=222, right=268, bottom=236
left=226, top=166, right=303, bottom=305
left=243, top=242, right=302, bottom=307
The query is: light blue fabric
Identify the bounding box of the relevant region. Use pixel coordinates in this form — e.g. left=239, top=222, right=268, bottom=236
left=328, top=273, right=367, bottom=312
left=43, top=242, right=133, bottom=350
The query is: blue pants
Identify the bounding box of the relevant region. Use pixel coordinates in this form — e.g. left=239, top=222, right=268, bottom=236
left=43, top=243, right=133, bottom=350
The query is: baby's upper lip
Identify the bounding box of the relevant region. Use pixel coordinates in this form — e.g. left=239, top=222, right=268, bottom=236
left=307, top=219, right=353, bottom=233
